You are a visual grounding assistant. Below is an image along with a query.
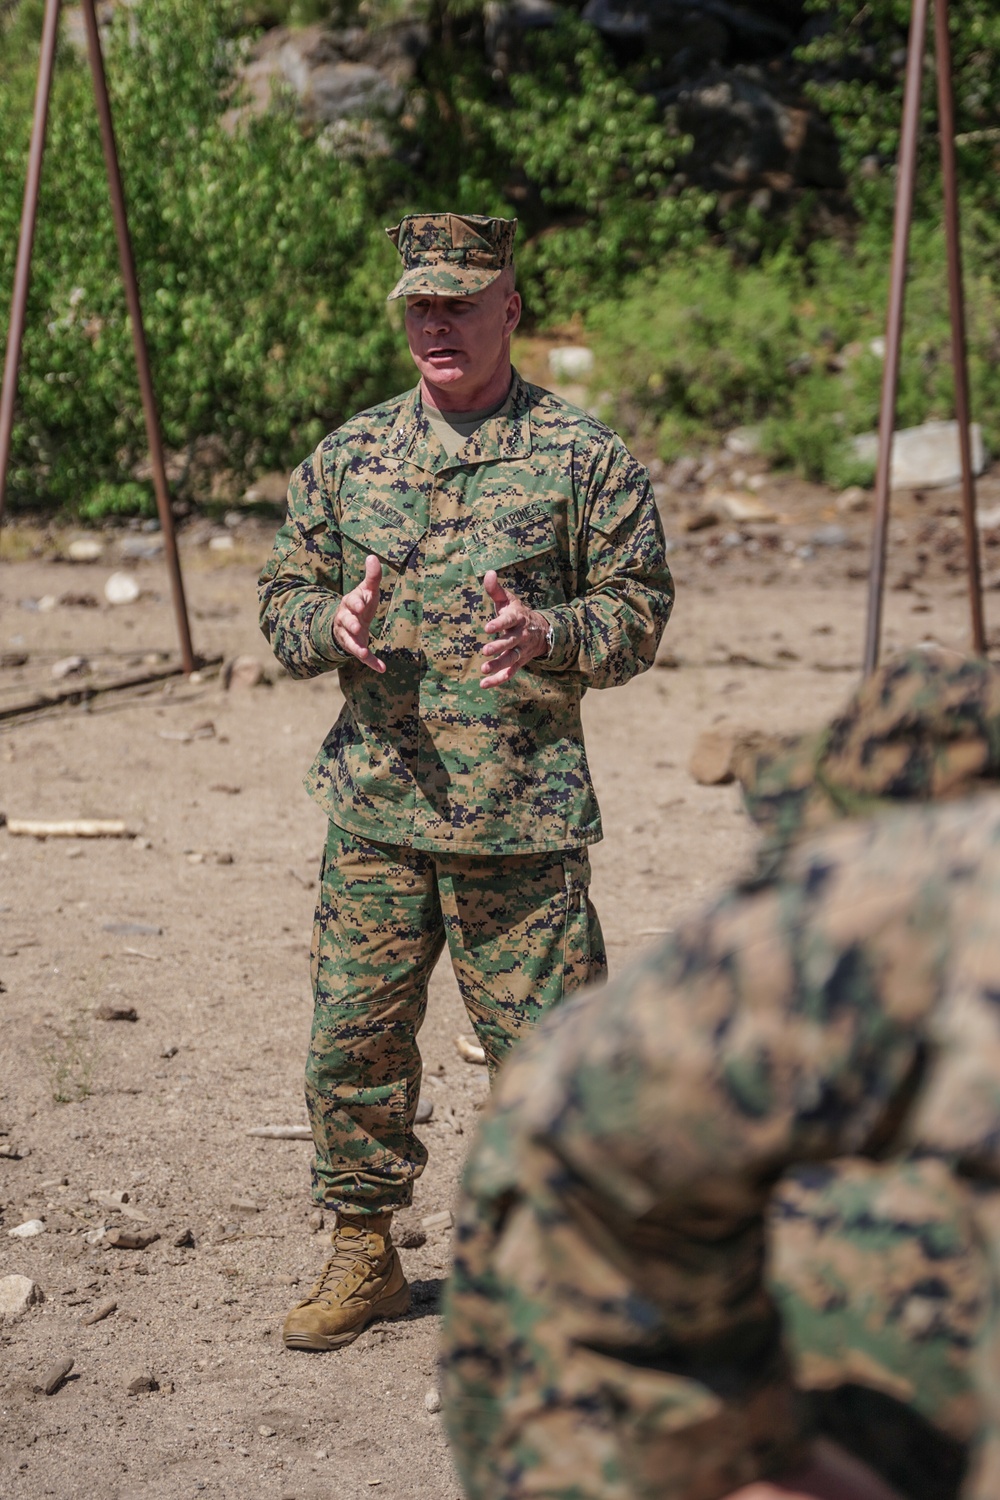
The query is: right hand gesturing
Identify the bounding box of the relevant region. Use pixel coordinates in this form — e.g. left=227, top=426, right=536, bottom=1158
left=332, top=554, right=386, bottom=672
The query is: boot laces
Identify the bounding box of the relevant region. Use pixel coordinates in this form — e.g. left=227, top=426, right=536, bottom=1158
left=311, top=1229, right=380, bottom=1299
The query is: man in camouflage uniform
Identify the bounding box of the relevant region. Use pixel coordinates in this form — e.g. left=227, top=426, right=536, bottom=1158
left=258, top=212, right=673, bottom=1351
left=441, top=651, right=1000, bottom=1500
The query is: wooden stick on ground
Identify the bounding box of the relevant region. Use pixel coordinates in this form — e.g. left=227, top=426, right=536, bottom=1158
left=5, top=818, right=131, bottom=839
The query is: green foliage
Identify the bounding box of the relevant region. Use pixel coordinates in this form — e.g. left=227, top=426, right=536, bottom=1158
left=6, top=0, right=1000, bottom=513
left=413, top=17, right=713, bottom=319
left=0, top=0, right=409, bottom=515
left=588, top=217, right=1000, bottom=486
left=799, top=0, right=1000, bottom=216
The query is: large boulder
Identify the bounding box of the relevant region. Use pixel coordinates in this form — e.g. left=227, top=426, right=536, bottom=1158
left=669, top=65, right=843, bottom=193
left=223, top=22, right=427, bottom=138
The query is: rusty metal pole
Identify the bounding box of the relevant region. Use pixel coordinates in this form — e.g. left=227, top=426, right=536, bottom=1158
left=933, top=0, right=986, bottom=654
left=864, top=0, right=931, bottom=676
left=80, top=0, right=195, bottom=673
left=0, top=0, right=62, bottom=526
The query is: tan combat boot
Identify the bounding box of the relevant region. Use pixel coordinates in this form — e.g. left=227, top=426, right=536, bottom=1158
left=282, top=1211, right=410, bottom=1351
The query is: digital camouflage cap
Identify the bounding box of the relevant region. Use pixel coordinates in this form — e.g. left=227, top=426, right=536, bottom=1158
left=741, top=646, right=1000, bottom=846
left=385, top=213, right=517, bottom=300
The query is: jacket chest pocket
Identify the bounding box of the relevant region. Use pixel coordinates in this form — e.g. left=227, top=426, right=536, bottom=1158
left=463, top=504, right=566, bottom=610
left=339, top=500, right=425, bottom=635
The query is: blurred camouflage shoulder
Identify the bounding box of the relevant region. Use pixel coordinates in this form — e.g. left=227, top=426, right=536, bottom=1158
left=741, top=648, right=1000, bottom=850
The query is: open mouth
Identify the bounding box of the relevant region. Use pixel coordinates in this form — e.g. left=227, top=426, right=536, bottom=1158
left=425, top=347, right=463, bottom=361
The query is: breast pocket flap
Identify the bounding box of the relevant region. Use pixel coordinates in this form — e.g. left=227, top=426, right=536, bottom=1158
left=465, top=505, right=557, bottom=578
left=339, top=500, right=423, bottom=568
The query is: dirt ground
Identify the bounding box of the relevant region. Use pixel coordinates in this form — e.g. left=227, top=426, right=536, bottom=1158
left=0, top=467, right=996, bottom=1500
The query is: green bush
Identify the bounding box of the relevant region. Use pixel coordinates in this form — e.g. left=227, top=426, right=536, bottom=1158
left=587, top=216, right=1000, bottom=486
left=444, top=18, right=713, bottom=319
left=0, top=0, right=410, bottom=515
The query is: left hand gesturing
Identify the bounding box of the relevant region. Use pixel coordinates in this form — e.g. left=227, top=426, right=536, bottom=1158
left=480, top=570, right=549, bottom=689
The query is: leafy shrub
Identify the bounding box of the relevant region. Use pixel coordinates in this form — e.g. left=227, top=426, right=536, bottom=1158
left=406, top=16, right=713, bottom=321
left=0, top=0, right=410, bottom=515
left=588, top=216, right=1000, bottom=485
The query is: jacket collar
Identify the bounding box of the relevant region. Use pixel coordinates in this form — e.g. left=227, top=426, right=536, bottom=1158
left=380, top=370, right=533, bottom=472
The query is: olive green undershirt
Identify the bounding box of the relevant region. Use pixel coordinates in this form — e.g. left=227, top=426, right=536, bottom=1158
left=423, top=384, right=514, bottom=459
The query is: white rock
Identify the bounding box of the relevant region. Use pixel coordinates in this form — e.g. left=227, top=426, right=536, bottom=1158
left=0, top=1274, right=43, bottom=1322
left=424, top=1388, right=442, bottom=1414
left=104, top=571, right=141, bottom=605
left=37, top=594, right=57, bottom=613
left=852, top=420, right=986, bottom=491
left=208, top=534, right=235, bottom=552
left=724, top=426, right=761, bottom=458
left=717, top=492, right=777, bottom=523
left=51, top=655, right=88, bottom=681
left=976, top=505, right=1000, bottom=530
left=548, top=346, right=595, bottom=381
left=8, top=1218, right=46, bottom=1239
left=67, top=537, right=103, bottom=563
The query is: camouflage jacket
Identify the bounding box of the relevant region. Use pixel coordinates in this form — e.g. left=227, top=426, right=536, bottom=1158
left=258, top=373, right=673, bottom=853
left=445, top=795, right=1000, bottom=1498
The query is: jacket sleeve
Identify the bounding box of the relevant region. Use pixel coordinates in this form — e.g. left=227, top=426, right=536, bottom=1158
left=257, top=447, right=351, bottom=679
left=532, top=441, right=674, bottom=689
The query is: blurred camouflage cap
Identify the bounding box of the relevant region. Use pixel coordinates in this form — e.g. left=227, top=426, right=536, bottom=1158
left=741, top=647, right=1000, bottom=845
left=385, top=213, right=517, bottom=300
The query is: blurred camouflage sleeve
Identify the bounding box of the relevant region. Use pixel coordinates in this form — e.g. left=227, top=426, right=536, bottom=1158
left=533, top=445, right=673, bottom=689
left=257, top=447, right=350, bottom=678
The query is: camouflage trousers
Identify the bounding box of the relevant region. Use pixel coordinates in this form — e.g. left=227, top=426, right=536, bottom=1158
left=305, top=822, right=606, bottom=1216
left=443, top=1149, right=991, bottom=1500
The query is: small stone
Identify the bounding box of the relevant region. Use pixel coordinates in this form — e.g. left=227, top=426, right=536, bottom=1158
left=67, top=537, right=103, bottom=563
left=689, top=726, right=773, bottom=787
left=7, top=1219, right=46, bottom=1239
left=173, top=1228, right=195, bottom=1249
left=394, top=1221, right=427, bottom=1250
left=424, top=1388, right=442, bottom=1414
left=51, top=654, right=88, bottom=681
left=420, top=1209, right=453, bottom=1232
left=837, top=485, right=870, bottom=514
left=215, top=852, right=235, bottom=866
left=160, top=1044, right=179, bottom=1059
left=308, top=1209, right=325, bottom=1233
left=680, top=508, right=719, bottom=534
left=415, top=1095, right=434, bottom=1124
left=94, top=1004, right=138, bottom=1022
left=258, top=1425, right=276, bottom=1437
left=80, top=1297, right=117, bottom=1326
left=104, top=571, right=141, bottom=606
left=666, top=455, right=699, bottom=489
left=0, top=1274, right=43, bottom=1322
left=717, top=492, right=777, bottom=524
left=39, top=1357, right=74, bottom=1395
left=810, top=523, right=848, bottom=547
left=724, top=426, right=762, bottom=458
left=222, top=655, right=267, bottom=690
left=548, top=345, right=594, bottom=381
left=229, top=1198, right=259, bottom=1215
left=127, top=1369, right=159, bottom=1395
left=104, top=1228, right=159, bottom=1250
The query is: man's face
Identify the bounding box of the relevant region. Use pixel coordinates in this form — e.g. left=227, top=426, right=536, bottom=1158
left=404, top=275, right=521, bottom=405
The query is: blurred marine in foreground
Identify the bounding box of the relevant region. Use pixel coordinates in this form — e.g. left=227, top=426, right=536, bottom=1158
left=442, top=650, right=1000, bottom=1500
